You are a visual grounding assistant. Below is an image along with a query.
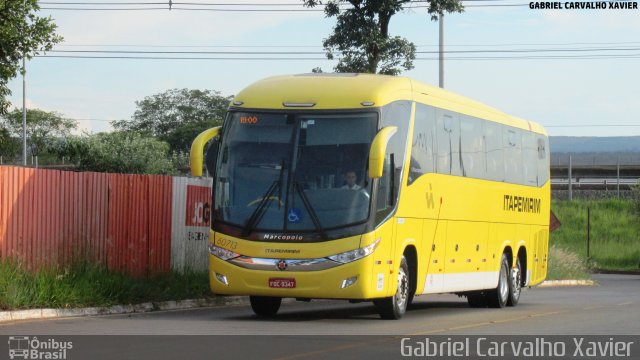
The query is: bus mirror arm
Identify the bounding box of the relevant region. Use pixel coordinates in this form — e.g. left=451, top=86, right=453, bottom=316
left=368, top=126, right=398, bottom=179
left=190, top=126, right=222, bottom=177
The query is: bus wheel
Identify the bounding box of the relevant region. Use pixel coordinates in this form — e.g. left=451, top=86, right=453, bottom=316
left=467, top=292, right=487, bottom=308
left=487, top=254, right=510, bottom=308
left=374, top=256, right=409, bottom=320
left=507, top=257, right=522, bottom=307
left=250, top=296, right=282, bottom=317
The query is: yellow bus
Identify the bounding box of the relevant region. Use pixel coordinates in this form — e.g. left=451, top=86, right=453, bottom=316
left=190, top=74, right=550, bottom=319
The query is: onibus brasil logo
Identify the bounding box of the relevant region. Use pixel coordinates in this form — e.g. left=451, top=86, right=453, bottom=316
left=8, top=336, right=72, bottom=360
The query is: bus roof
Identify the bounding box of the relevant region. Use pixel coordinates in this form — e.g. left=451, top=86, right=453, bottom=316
left=231, top=73, right=547, bottom=135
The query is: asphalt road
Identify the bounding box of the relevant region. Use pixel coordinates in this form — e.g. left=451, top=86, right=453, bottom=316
left=1, top=274, right=638, bottom=359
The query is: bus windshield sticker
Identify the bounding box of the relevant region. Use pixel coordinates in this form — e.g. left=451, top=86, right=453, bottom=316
left=287, top=208, right=302, bottom=223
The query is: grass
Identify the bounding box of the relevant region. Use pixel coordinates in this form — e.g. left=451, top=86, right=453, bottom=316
left=551, top=198, right=640, bottom=272
left=547, top=245, right=592, bottom=280
left=0, top=260, right=210, bottom=310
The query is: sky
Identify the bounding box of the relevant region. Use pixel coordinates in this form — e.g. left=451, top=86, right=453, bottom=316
left=6, top=0, right=640, bottom=136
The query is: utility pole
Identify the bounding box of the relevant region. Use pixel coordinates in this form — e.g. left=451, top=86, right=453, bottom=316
left=438, top=13, right=444, bottom=88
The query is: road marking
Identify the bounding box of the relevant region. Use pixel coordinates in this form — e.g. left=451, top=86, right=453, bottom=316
left=490, top=315, right=530, bottom=324
left=408, top=328, right=447, bottom=335
left=448, top=322, right=493, bottom=330
left=583, top=305, right=607, bottom=310
left=528, top=310, right=565, bottom=317
left=617, top=302, right=633, bottom=306
left=408, top=310, right=567, bottom=335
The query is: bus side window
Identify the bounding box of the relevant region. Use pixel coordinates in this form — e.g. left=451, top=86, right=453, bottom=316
left=460, top=116, right=485, bottom=179
left=484, top=121, right=504, bottom=182
left=377, top=101, right=411, bottom=223
left=523, top=132, right=538, bottom=186
left=435, top=110, right=461, bottom=176
left=375, top=154, right=394, bottom=223
left=409, top=103, right=436, bottom=185
left=537, top=137, right=549, bottom=186
left=504, top=129, right=523, bottom=185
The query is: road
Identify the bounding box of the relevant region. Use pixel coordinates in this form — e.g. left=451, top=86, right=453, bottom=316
left=1, top=274, right=638, bottom=359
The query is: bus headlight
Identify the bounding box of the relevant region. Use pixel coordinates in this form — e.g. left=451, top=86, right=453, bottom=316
left=208, top=243, right=240, bottom=260
left=328, top=239, right=380, bottom=264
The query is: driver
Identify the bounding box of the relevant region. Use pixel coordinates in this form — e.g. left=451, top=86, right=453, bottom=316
left=341, top=170, right=362, bottom=190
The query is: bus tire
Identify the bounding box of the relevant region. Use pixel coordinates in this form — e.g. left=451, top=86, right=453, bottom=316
left=374, top=256, right=410, bottom=320
left=507, top=256, right=522, bottom=307
left=467, top=292, right=487, bottom=308
left=487, top=254, right=510, bottom=308
left=250, top=296, right=282, bottom=317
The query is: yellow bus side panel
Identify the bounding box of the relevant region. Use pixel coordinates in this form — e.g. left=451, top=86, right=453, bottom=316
left=398, top=172, right=550, bottom=294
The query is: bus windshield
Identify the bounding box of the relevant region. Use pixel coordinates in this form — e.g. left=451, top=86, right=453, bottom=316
left=214, top=111, right=378, bottom=235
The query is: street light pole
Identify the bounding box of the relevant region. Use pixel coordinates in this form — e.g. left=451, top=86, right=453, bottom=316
left=22, top=57, right=27, bottom=166
left=438, top=12, right=444, bottom=89
left=22, top=0, right=27, bottom=166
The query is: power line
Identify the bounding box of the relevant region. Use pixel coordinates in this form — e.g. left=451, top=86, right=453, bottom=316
left=36, top=54, right=640, bottom=60
left=45, top=46, right=640, bottom=55
left=53, top=41, right=640, bottom=49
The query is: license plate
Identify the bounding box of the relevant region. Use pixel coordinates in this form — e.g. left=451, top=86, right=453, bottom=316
left=269, top=278, right=296, bottom=288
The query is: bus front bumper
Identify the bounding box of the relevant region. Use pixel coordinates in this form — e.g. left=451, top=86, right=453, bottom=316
left=209, top=254, right=385, bottom=300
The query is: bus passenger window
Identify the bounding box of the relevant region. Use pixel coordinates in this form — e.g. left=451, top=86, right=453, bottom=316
left=461, top=116, right=485, bottom=179
left=435, top=110, right=461, bottom=176
left=537, top=137, right=550, bottom=186
left=484, top=121, right=504, bottom=182
left=523, top=132, right=538, bottom=186
left=504, top=129, right=523, bottom=185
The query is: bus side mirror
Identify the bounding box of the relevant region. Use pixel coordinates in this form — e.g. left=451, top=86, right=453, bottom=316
left=190, top=126, right=221, bottom=177
left=205, top=137, right=220, bottom=177
left=368, top=126, right=398, bottom=179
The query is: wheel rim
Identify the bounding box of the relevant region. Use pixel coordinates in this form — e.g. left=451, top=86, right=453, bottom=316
left=499, top=262, right=509, bottom=302
left=396, top=267, right=409, bottom=310
left=511, top=263, right=521, bottom=297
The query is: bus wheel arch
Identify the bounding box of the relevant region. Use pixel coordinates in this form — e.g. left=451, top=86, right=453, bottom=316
left=403, top=246, right=418, bottom=306
left=508, top=247, right=527, bottom=307
left=487, top=250, right=511, bottom=308
left=517, top=246, right=527, bottom=288
left=374, top=255, right=410, bottom=320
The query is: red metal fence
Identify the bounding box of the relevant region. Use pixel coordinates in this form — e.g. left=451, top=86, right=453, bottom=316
left=0, top=166, right=173, bottom=276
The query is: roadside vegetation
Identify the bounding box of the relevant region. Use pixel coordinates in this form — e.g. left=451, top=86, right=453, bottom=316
left=547, top=245, right=592, bottom=280
left=0, top=260, right=210, bottom=310
left=551, top=198, right=640, bottom=272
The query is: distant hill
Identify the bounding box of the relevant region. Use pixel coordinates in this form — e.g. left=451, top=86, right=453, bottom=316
left=550, top=136, right=640, bottom=153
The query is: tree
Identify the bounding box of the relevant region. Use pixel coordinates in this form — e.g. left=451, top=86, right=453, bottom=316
left=0, top=126, right=19, bottom=160
left=302, top=0, right=464, bottom=75
left=113, top=89, right=231, bottom=153
left=0, top=0, right=63, bottom=114
left=1, top=108, right=76, bottom=157
left=59, top=132, right=177, bottom=175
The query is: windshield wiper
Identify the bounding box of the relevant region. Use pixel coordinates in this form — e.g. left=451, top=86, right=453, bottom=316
left=241, top=180, right=279, bottom=237
left=242, top=160, right=285, bottom=237
left=294, top=181, right=327, bottom=240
